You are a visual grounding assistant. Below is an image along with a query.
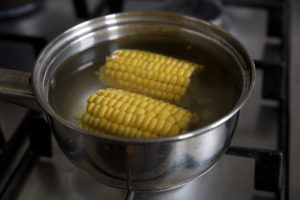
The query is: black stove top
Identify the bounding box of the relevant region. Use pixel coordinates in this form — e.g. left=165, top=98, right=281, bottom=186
left=0, top=0, right=291, bottom=200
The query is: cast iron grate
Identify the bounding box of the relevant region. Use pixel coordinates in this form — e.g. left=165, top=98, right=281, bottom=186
left=0, top=0, right=290, bottom=199
left=0, top=33, right=50, bottom=200
left=223, top=0, right=290, bottom=199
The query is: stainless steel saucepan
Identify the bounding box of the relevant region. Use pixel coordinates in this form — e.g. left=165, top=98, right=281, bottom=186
left=0, top=12, right=255, bottom=191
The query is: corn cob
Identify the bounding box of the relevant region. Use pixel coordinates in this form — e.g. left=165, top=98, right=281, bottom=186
left=99, top=49, right=203, bottom=103
left=78, top=88, right=198, bottom=138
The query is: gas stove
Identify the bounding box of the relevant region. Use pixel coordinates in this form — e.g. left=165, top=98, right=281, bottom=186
left=0, top=0, right=294, bottom=199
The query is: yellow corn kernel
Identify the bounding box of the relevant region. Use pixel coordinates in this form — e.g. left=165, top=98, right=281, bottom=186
left=123, top=126, right=131, bottom=137
left=78, top=88, right=198, bottom=138
left=139, top=115, right=152, bottom=130
left=135, top=108, right=145, bottom=115
left=127, top=104, right=136, bottom=113
left=116, top=111, right=126, bottom=124
left=116, top=125, right=125, bottom=136
left=173, top=86, right=181, bottom=94
left=167, top=125, right=180, bottom=136
left=98, top=106, right=108, bottom=118
left=143, top=131, right=152, bottom=138
left=93, top=118, right=100, bottom=127
left=166, top=116, right=175, bottom=124
left=92, top=105, right=100, bottom=116
left=158, top=73, right=165, bottom=82
left=153, top=120, right=165, bottom=134
left=161, top=83, right=167, bottom=90
left=119, top=102, right=130, bottom=111
left=135, top=114, right=146, bottom=127
left=160, top=92, right=168, bottom=100
left=104, top=121, right=112, bottom=132
left=111, top=123, right=118, bottom=134
left=105, top=107, right=114, bottom=118
left=87, top=103, right=95, bottom=113
left=110, top=109, right=119, bottom=121
left=145, top=104, right=155, bottom=111
left=82, top=113, right=91, bottom=123
left=114, top=100, right=123, bottom=109
left=159, top=122, right=173, bottom=136
left=123, top=113, right=133, bottom=126
left=183, top=78, right=191, bottom=88
left=88, top=94, right=97, bottom=103
left=135, top=130, right=143, bottom=138
left=170, top=76, right=177, bottom=85
left=94, top=95, right=104, bottom=104
left=128, top=115, right=137, bottom=127
left=164, top=74, right=171, bottom=83
left=108, top=98, right=117, bottom=107
left=147, top=118, right=158, bottom=132
left=102, top=97, right=110, bottom=106
left=166, top=84, right=174, bottom=92
left=174, top=112, right=185, bottom=122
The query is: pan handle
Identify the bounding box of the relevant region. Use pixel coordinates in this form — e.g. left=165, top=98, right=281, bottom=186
left=0, top=68, right=43, bottom=112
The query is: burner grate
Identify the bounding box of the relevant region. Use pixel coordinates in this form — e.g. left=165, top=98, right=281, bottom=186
left=0, top=0, right=291, bottom=199
left=223, top=0, right=290, bottom=199
left=0, top=32, right=50, bottom=200
left=0, top=111, right=51, bottom=200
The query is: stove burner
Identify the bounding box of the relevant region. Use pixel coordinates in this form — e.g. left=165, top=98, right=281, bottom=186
left=164, top=0, right=222, bottom=21
left=0, top=0, right=291, bottom=199
left=0, top=0, right=43, bottom=19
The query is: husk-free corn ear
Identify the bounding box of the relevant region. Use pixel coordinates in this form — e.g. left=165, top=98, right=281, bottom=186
left=99, top=49, right=203, bottom=103
left=78, top=88, right=198, bottom=138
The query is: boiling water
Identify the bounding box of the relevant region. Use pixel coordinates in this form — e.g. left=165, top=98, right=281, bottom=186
left=49, top=35, right=240, bottom=130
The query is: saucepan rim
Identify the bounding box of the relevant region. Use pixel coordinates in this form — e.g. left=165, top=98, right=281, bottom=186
left=33, top=11, right=255, bottom=144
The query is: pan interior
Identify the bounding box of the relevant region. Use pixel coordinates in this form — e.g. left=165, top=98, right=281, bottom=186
left=48, top=25, right=241, bottom=132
